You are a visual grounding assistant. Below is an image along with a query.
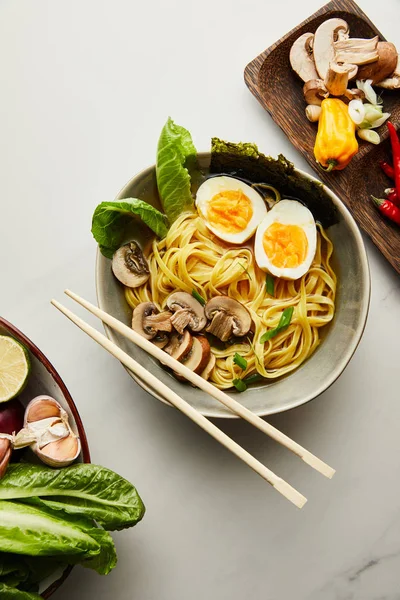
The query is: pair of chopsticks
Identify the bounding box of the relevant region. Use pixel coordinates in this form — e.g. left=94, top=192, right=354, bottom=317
left=52, top=290, right=335, bottom=508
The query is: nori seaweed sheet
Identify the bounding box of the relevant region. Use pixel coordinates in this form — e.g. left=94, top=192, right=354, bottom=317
left=210, top=138, right=339, bottom=228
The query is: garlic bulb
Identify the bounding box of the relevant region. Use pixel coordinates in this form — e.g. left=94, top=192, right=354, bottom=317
left=305, top=105, right=322, bottom=122
left=14, top=396, right=81, bottom=467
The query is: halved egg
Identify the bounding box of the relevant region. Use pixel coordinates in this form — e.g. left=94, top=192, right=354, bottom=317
left=255, top=200, right=317, bottom=280
left=195, top=176, right=267, bottom=244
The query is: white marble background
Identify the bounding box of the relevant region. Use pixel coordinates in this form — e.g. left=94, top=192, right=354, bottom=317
left=1, top=0, right=400, bottom=598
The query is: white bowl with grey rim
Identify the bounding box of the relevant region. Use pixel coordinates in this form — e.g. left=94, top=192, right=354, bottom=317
left=95, top=152, right=371, bottom=418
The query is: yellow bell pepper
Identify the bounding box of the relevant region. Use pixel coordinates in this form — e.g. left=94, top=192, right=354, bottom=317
left=314, top=98, right=358, bottom=171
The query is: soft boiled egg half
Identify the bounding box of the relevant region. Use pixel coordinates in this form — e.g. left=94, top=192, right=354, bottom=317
left=195, top=176, right=267, bottom=244
left=255, top=200, right=317, bottom=280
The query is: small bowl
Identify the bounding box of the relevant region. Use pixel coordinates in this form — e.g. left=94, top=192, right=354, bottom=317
left=0, top=317, right=90, bottom=598
left=96, top=152, right=371, bottom=418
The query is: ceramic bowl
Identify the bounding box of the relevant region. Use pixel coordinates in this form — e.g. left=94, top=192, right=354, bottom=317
left=96, top=153, right=371, bottom=418
left=0, top=317, right=90, bottom=598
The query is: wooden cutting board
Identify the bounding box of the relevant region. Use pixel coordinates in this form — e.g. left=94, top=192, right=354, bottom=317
left=244, top=0, right=400, bottom=273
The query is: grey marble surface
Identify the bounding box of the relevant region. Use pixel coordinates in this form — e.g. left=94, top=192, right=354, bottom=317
left=1, top=0, right=400, bottom=598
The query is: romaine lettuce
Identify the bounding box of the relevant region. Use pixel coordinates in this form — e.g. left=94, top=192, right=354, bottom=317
left=92, top=199, right=168, bottom=259
left=0, top=583, right=42, bottom=599
left=156, top=117, right=197, bottom=223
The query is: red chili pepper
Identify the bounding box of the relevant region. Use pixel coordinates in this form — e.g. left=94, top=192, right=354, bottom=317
left=387, top=122, right=400, bottom=199
left=384, top=187, right=400, bottom=205
left=379, top=160, right=395, bottom=180
left=372, top=196, right=400, bottom=226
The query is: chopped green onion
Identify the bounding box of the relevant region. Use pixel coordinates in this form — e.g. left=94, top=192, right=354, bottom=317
left=266, top=273, right=275, bottom=296
left=232, top=378, right=247, bottom=392
left=242, top=373, right=264, bottom=385
left=233, top=353, right=247, bottom=370
left=260, top=306, right=294, bottom=343
left=192, top=289, right=206, bottom=306
left=357, top=129, right=380, bottom=145
left=239, top=263, right=252, bottom=280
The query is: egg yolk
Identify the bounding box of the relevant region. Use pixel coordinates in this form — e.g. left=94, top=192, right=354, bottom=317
left=206, top=190, right=253, bottom=234
left=263, top=223, right=308, bottom=269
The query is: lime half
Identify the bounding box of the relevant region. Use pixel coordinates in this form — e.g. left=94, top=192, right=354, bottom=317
left=0, top=335, right=30, bottom=403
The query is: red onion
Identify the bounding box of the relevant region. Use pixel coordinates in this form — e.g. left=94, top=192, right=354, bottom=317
left=0, top=399, right=24, bottom=435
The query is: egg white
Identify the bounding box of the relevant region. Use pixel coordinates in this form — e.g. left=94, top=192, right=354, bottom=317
left=195, top=176, right=267, bottom=244
left=254, top=200, right=317, bottom=280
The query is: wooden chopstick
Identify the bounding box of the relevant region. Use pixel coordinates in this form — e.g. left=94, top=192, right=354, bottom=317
left=64, top=289, right=335, bottom=480
left=51, top=299, right=306, bottom=508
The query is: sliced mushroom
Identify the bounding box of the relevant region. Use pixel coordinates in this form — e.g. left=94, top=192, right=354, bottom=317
left=112, top=242, right=150, bottom=288
left=324, top=61, right=354, bottom=96
left=376, top=54, right=400, bottom=89
left=313, top=18, right=349, bottom=79
left=289, top=33, right=319, bottom=82
left=303, top=79, right=329, bottom=105
left=342, top=88, right=365, bottom=102
left=334, top=36, right=379, bottom=66
left=152, top=334, right=169, bottom=349
left=164, top=330, right=193, bottom=362
left=200, top=352, right=216, bottom=381
left=166, top=292, right=207, bottom=334
left=358, top=43, right=398, bottom=84
left=205, top=297, right=251, bottom=342
left=175, top=336, right=211, bottom=380
left=132, top=302, right=172, bottom=340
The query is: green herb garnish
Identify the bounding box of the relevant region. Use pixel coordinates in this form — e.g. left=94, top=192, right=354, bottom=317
left=191, top=289, right=206, bottom=306
left=243, top=373, right=264, bottom=385
left=266, top=273, right=275, bottom=296
left=260, top=306, right=294, bottom=343
left=232, top=378, right=247, bottom=392
left=247, top=337, right=262, bottom=367
left=233, top=353, right=247, bottom=370
left=239, top=263, right=252, bottom=280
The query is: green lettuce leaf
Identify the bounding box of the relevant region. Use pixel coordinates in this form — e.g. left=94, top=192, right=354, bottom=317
left=0, top=501, right=101, bottom=559
left=0, top=464, right=145, bottom=531
left=210, top=138, right=339, bottom=228
left=0, top=583, right=42, bottom=600
left=92, top=199, right=168, bottom=258
left=156, top=117, right=197, bottom=223
left=0, top=554, right=66, bottom=591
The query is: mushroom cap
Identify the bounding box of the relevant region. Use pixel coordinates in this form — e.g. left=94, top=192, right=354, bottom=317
left=289, top=32, right=319, bottom=83
left=112, top=242, right=150, bottom=288
left=205, top=296, right=252, bottom=340
left=132, top=302, right=158, bottom=340
left=167, top=292, right=207, bottom=333
left=357, top=42, right=398, bottom=84
left=200, top=352, right=216, bottom=381
left=313, top=18, right=349, bottom=79
left=303, top=79, right=329, bottom=105
left=175, top=336, right=211, bottom=379
left=164, top=330, right=193, bottom=362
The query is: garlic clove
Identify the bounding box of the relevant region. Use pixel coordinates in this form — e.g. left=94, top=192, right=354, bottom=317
left=0, top=438, right=11, bottom=479
left=25, top=396, right=61, bottom=423
left=37, top=433, right=81, bottom=467
left=305, top=105, right=322, bottom=122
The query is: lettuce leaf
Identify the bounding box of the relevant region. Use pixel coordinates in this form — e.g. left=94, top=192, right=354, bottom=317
left=156, top=117, right=197, bottom=223
left=0, top=501, right=101, bottom=559
left=92, top=199, right=168, bottom=259
left=0, top=583, right=42, bottom=600
left=0, top=464, right=145, bottom=531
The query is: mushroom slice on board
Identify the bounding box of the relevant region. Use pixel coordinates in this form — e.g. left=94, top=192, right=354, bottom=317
left=164, top=330, right=193, bottom=362
left=333, top=36, right=379, bottom=66
left=166, top=292, right=207, bottom=334
left=205, top=297, right=252, bottom=342
left=313, top=18, right=349, bottom=80
left=289, top=33, right=319, bottom=82
left=376, top=54, right=400, bottom=89
left=303, top=79, right=329, bottom=105
left=112, top=242, right=150, bottom=288
left=324, top=61, right=354, bottom=96
left=132, top=302, right=172, bottom=340
left=359, top=43, right=399, bottom=84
